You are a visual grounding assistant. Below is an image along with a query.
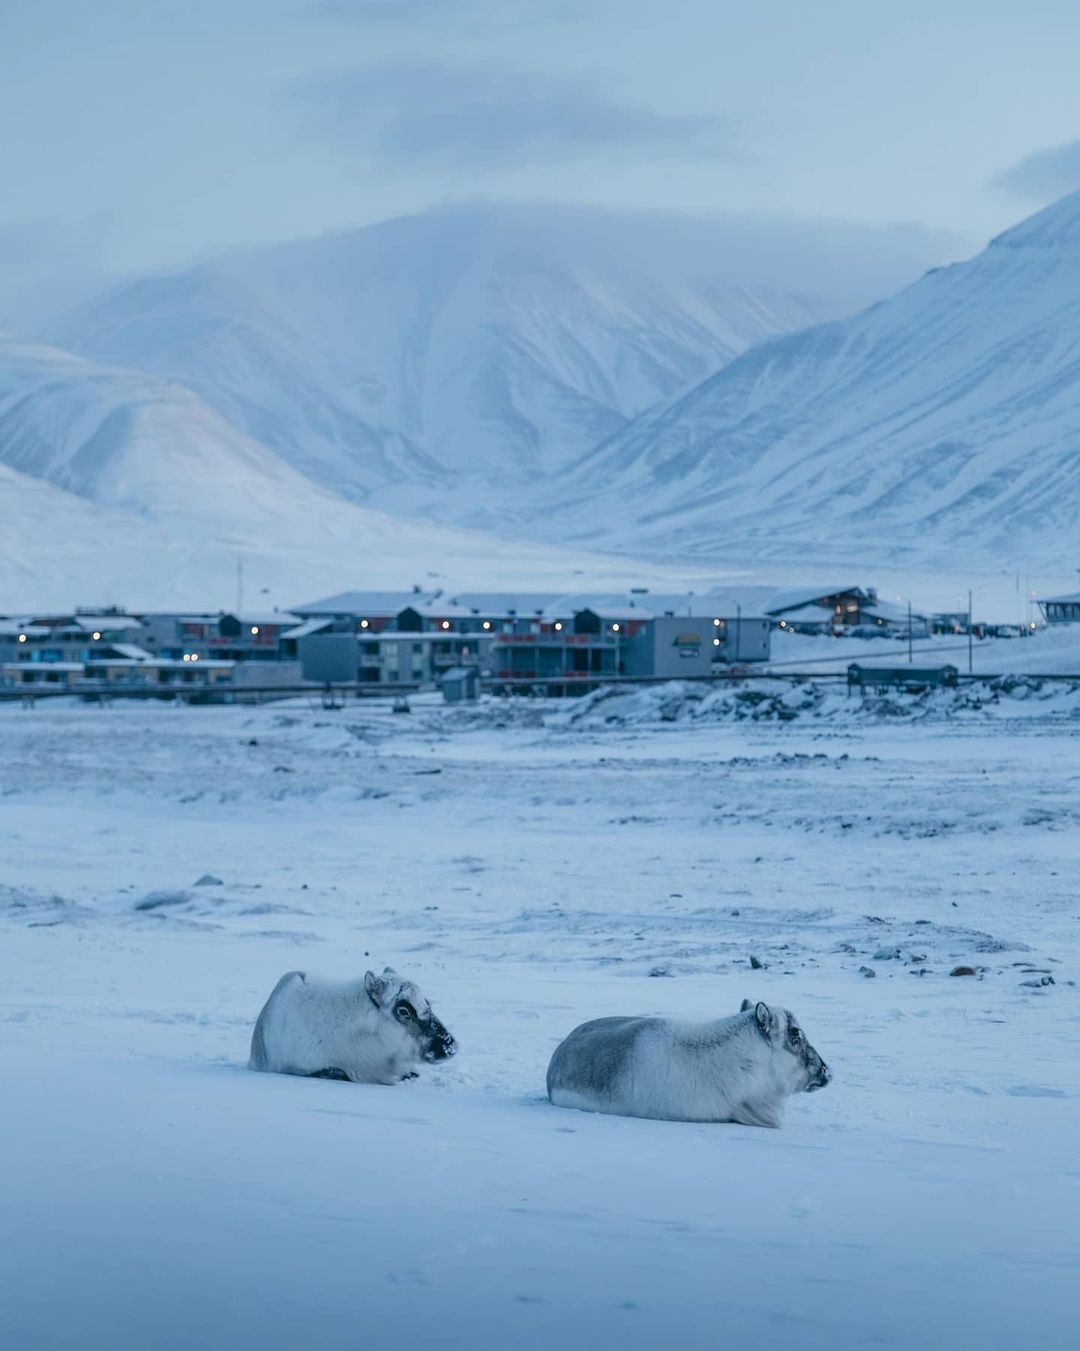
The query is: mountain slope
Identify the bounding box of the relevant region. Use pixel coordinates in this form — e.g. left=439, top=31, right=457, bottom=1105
left=46, top=202, right=952, bottom=522
left=555, top=191, right=1080, bottom=570
left=0, top=337, right=699, bottom=611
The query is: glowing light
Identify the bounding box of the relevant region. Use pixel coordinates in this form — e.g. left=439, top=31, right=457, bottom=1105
left=482, top=620, right=492, bottom=630
left=440, top=620, right=451, bottom=630
left=250, top=626, right=259, bottom=635
left=182, top=654, right=191, bottom=662
left=92, top=631, right=102, bottom=641
left=713, top=618, right=721, bottom=626
left=553, top=621, right=563, bottom=631
left=18, top=633, right=27, bottom=643
left=713, top=637, right=721, bottom=646
left=191, top=654, right=200, bottom=662
left=611, top=623, right=621, bottom=633
left=360, top=619, right=369, bottom=629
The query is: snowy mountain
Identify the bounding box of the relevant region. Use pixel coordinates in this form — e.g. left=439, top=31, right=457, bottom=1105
left=557, top=191, right=1080, bottom=571
left=46, top=202, right=947, bottom=523
left=0, top=336, right=701, bottom=611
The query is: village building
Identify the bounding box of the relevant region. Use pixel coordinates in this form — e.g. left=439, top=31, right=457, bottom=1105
left=0, top=611, right=146, bottom=665
left=765, top=586, right=927, bottom=636
left=136, top=612, right=298, bottom=662
left=1037, top=591, right=1080, bottom=624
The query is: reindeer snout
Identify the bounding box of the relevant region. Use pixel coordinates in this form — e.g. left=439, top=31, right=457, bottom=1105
left=808, top=1060, right=831, bottom=1091
left=423, top=1022, right=457, bottom=1061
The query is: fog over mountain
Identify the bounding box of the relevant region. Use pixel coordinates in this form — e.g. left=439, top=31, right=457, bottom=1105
left=45, top=201, right=958, bottom=524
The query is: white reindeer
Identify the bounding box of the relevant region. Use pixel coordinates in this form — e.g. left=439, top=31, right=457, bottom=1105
left=547, top=999, right=830, bottom=1127
left=249, top=967, right=456, bottom=1084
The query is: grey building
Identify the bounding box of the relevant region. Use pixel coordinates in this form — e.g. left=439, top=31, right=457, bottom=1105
left=1038, top=592, right=1080, bottom=624
left=441, top=667, right=481, bottom=702
left=1, top=611, right=145, bottom=667
left=298, top=630, right=483, bottom=687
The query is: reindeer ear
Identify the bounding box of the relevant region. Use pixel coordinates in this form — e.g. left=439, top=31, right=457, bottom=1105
left=754, top=1002, right=772, bottom=1038
left=382, top=965, right=398, bottom=978
left=740, top=999, right=753, bottom=1013
left=364, top=970, right=387, bottom=1005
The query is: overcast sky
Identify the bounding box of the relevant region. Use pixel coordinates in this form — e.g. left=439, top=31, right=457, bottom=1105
left=3, top=0, right=1080, bottom=323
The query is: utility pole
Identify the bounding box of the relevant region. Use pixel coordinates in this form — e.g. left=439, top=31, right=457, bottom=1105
left=908, top=600, right=913, bottom=664
left=237, top=558, right=244, bottom=615
left=967, top=588, right=973, bottom=674
left=735, top=603, right=742, bottom=662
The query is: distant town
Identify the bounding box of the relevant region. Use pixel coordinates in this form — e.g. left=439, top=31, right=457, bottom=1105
left=1, top=583, right=1070, bottom=702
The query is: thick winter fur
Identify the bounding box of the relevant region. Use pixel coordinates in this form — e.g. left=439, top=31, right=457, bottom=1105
left=546, top=1000, right=830, bottom=1127
left=248, top=967, right=456, bottom=1084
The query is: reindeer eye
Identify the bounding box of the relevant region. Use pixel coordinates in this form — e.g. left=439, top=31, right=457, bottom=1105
left=790, top=1028, right=803, bottom=1045
left=395, top=1003, right=413, bottom=1021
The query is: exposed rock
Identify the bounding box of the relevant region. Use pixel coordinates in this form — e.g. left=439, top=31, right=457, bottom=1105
left=135, top=890, right=192, bottom=912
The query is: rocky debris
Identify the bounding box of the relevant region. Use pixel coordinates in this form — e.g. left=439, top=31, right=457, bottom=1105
left=135, top=889, right=192, bottom=912
left=1020, top=975, right=1055, bottom=988
left=647, top=964, right=673, bottom=978
left=749, top=955, right=766, bottom=970
left=874, top=946, right=903, bottom=961
left=548, top=674, right=1080, bottom=730
left=950, top=966, right=977, bottom=977
left=859, top=966, right=876, bottom=978
left=194, top=874, right=224, bottom=887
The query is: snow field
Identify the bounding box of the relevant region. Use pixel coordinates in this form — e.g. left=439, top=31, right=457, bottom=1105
left=1, top=697, right=1078, bottom=1350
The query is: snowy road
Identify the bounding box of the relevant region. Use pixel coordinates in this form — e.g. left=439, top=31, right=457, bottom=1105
left=1, top=697, right=1078, bottom=1350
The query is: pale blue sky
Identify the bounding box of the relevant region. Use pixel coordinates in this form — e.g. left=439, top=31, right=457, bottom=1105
left=2, top=0, right=1079, bottom=321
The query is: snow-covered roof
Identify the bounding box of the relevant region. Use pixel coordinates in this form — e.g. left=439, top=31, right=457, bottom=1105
left=399, top=601, right=476, bottom=619
left=765, top=586, right=869, bottom=615
left=105, top=643, right=154, bottom=660
left=280, top=618, right=333, bottom=640
left=449, top=592, right=562, bottom=615
left=541, top=592, right=656, bottom=619
left=291, top=590, right=437, bottom=617
left=1040, top=591, right=1080, bottom=604
left=776, top=605, right=838, bottom=624
left=645, top=593, right=768, bottom=620
left=704, top=584, right=781, bottom=612
left=71, top=615, right=143, bottom=633
left=2, top=661, right=84, bottom=672
left=0, top=622, right=48, bottom=638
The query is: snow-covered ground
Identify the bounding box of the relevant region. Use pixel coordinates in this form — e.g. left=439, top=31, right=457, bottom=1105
left=767, top=624, right=1080, bottom=675
left=2, top=695, right=1078, bottom=1351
